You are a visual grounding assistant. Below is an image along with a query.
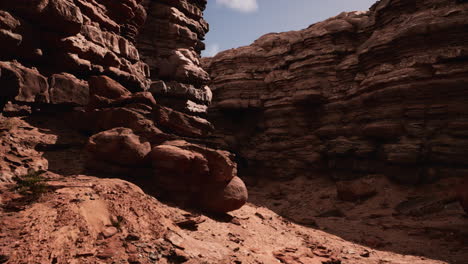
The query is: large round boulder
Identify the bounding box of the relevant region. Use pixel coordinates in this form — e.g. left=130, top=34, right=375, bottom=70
left=199, top=176, right=248, bottom=213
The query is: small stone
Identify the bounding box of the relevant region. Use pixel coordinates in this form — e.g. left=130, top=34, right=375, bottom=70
left=128, top=254, right=141, bottom=264
left=96, top=248, right=114, bottom=259
left=165, top=231, right=185, bottom=249
left=149, top=253, right=159, bottom=261
left=126, top=244, right=138, bottom=254
left=101, top=226, right=118, bottom=238
left=199, top=176, right=248, bottom=213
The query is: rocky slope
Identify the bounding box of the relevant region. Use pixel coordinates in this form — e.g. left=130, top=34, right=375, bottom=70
left=1, top=117, right=466, bottom=263
left=0, top=0, right=467, bottom=263
left=204, top=0, right=468, bottom=188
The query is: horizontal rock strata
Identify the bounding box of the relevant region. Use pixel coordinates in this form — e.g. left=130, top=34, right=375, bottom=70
left=204, top=0, right=468, bottom=184
left=137, top=0, right=212, bottom=115
left=0, top=0, right=247, bottom=212
left=0, top=0, right=149, bottom=96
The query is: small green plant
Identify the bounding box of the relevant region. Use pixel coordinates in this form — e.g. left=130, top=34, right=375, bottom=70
left=14, top=170, right=48, bottom=198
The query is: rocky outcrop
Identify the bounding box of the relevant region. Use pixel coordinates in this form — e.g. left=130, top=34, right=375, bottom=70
left=85, top=128, right=247, bottom=213
left=0, top=0, right=212, bottom=112
left=150, top=140, right=247, bottom=212
left=0, top=0, right=149, bottom=97
left=138, top=0, right=212, bottom=115
left=0, top=0, right=247, bottom=213
left=86, top=127, right=151, bottom=171
left=204, top=0, right=468, bottom=184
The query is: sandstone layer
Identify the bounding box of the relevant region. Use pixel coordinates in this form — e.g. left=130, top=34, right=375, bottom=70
left=0, top=0, right=247, bottom=213
left=204, top=0, right=468, bottom=186
left=138, top=0, right=212, bottom=115
left=0, top=0, right=467, bottom=263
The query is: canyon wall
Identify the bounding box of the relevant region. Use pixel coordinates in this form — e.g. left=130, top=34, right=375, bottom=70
left=138, top=0, right=212, bottom=115
left=204, top=0, right=468, bottom=184
left=0, top=0, right=247, bottom=213
left=0, top=0, right=149, bottom=110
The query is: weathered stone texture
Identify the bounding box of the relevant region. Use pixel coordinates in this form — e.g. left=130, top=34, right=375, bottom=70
left=137, top=0, right=212, bottom=115
left=205, top=0, right=468, bottom=184
left=0, top=0, right=246, bottom=212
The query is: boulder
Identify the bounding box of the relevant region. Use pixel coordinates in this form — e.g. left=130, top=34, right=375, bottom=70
left=0, top=61, right=49, bottom=103
left=199, top=176, right=248, bottom=213
left=49, top=73, right=89, bottom=105
left=149, top=140, right=245, bottom=212
left=86, top=127, right=151, bottom=167
left=151, top=144, right=209, bottom=186
left=45, top=0, right=83, bottom=35
left=150, top=140, right=236, bottom=184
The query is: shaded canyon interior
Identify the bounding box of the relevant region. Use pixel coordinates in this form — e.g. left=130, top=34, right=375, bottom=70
left=0, top=0, right=467, bottom=263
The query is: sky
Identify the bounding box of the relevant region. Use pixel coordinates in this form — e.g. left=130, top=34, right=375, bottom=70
left=202, top=0, right=377, bottom=57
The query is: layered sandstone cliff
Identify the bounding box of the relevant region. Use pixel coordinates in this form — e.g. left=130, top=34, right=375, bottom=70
left=0, top=1, right=467, bottom=263
left=138, top=0, right=212, bottom=115
left=204, top=0, right=468, bottom=186
left=0, top=0, right=247, bottom=213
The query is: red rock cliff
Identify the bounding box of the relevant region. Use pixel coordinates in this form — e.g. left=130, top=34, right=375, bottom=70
left=138, top=0, right=212, bottom=115
left=204, top=0, right=468, bottom=184
left=0, top=0, right=247, bottom=213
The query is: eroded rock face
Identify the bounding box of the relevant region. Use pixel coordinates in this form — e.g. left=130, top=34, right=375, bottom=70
left=138, top=0, right=212, bottom=115
left=204, top=0, right=468, bottom=183
left=0, top=61, right=49, bottom=104
left=0, top=0, right=150, bottom=96
left=0, top=0, right=247, bottom=213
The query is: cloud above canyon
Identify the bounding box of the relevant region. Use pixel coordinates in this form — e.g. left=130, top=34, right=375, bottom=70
left=216, top=0, right=259, bottom=13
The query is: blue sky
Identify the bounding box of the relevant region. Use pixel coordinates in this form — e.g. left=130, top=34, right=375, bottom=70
left=202, top=0, right=377, bottom=57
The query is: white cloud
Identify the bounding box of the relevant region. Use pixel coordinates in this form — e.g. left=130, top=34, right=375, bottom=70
left=203, top=43, right=220, bottom=57
left=216, top=0, right=258, bottom=13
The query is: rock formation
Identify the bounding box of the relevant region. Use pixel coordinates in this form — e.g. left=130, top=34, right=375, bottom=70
left=0, top=0, right=247, bottom=213
left=138, top=0, right=212, bottom=115
left=1, top=0, right=467, bottom=263
left=204, top=0, right=468, bottom=188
